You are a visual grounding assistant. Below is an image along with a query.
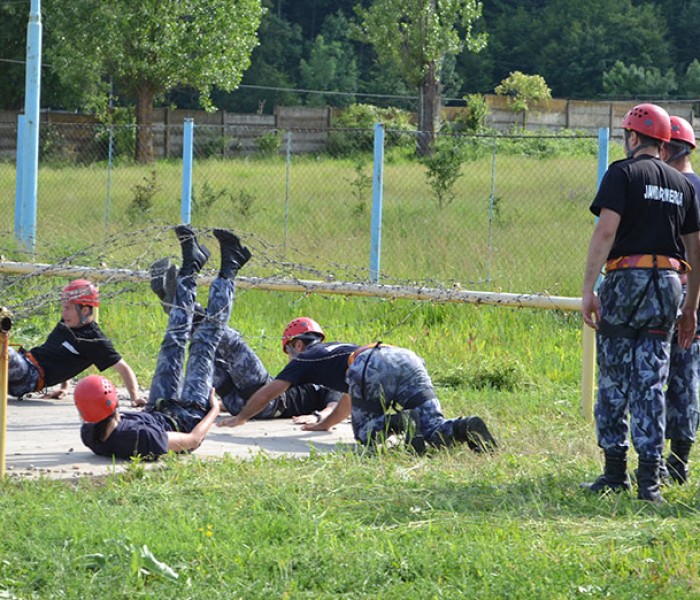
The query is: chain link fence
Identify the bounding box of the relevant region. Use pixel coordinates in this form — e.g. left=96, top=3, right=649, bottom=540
left=0, top=121, right=615, bottom=296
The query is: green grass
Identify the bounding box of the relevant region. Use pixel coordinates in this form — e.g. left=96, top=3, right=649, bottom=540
left=2, top=282, right=699, bottom=598
left=4, top=144, right=695, bottom=598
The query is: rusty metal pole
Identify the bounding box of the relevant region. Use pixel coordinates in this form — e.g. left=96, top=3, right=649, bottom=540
left=0, top=307, right=12, bottom=479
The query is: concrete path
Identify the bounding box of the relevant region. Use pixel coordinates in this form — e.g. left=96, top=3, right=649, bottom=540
left=2, top=384, right=356, bottom=481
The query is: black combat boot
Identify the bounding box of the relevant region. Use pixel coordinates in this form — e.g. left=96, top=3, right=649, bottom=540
left=581, top=450, right=631, bottom=494
left=383, top=410, right=426, bottom=455
left=637, top=457, right=665, bottom=503
left=175, top=224, right=210, bottom=277
left=666, top=439, right=693, bottom=484
left=149, top=258, right=178, bottom=313
left=453, top=416, right=498, bottom=453
left=213, top=228, right=251, bottom=279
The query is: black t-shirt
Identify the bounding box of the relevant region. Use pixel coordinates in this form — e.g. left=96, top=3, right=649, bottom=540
left=80, top=412, right=173, bottom=460
left=590, top=155, right=700, bottom=260
left=275, top=342, right=360, bottom=392
left=29, top=321, right=122, bottom=387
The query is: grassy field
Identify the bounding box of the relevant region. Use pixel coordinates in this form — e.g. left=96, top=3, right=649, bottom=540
left=4, top=145, right=699, bottom=598
left=1, top=283, right=700, bottom=598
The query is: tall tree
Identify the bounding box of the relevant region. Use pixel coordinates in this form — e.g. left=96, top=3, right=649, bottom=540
left=299, top=12, right=359, bottom=107
left=354, top=0, right=486, bottom=155
left=213, top=2, right=304, bottom=114
left=44, top=0, right=264, bottom=162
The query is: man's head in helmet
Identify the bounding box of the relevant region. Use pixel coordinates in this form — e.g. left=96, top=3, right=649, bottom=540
left=620, top=103, right=672, bottom=159
left=61, top=279, right=99, bottom=328
left=664, top=115, right=696, bottom=169
left=281, top=317, right=325, bottom=359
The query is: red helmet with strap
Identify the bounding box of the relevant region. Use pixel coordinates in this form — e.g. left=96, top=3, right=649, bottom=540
left=62, top=279, right=100, bottom=307
left=74, top=374, right=118, bottom=423
left=670, top=116, right=696, bottom=148
left=621, top=103, right=671, bottom=143
left=281, top=317, right=325, bottom=352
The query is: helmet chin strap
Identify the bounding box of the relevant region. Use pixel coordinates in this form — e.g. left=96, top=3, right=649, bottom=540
left=76, top=304, right=91, bottom=325
left=626, top=141, right=656, bottom=159
left=665, top=145, right=691, bottom=164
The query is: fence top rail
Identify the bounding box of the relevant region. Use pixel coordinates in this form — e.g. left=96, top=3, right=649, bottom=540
left=0, top=261, right=582, bottom=312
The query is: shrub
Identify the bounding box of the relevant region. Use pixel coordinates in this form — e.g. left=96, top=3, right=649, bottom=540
left=127, top=170, right=159, bottom=222
left=256, top=131, right=282, bottom=158
left=327, top=104, right=415, bottom=157
left=421, top=136, right=465, bottom=209
left=495, top=71, right=552, bottom=113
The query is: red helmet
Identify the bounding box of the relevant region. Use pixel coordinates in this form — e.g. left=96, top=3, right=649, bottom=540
left=281, top=317, right=325, bottom=352
left=670, top=116, right=696, bottom=148
left=62, top=279, right=100, bottom=307
left=74, top=374, right=118, bottom=423
left=621, top=103, right=671, bottom=143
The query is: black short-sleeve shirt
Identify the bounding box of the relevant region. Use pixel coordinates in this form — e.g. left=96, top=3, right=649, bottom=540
left=80, top=412, right=173, bottom=460
left=29, top=321, right=122, bottom=387
left=590, top=155, right=700, bottom=260
left=275, top=342, right=359, bottom=392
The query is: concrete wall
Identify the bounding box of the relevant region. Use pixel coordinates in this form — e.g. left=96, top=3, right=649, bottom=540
left=1, top=99, right=697, bottom=161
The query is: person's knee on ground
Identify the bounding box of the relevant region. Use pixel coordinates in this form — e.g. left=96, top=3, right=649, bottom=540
left=372, top=409, right=426, bottom=455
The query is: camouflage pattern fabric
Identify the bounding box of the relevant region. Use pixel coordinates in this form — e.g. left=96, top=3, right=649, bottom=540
left=147, top=275, right=233, bottom=433
left=347, top=345, right=465, bottom=445
left=596, top=268, right=682, bottom=460
left=666, top=329, right=700, bottom=443
left=213, top=327, right=279, bottom=419
left=6, top=348, right=40, bottom=397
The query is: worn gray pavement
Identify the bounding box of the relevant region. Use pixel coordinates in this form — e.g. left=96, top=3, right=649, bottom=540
left=2, top=383, right=356, bottom=481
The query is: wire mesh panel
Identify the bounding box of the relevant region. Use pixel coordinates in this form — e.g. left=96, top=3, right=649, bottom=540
left=2, top=121, right=612, bottom=296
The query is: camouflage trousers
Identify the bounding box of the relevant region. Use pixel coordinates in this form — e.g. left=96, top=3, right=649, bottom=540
left=213, top=327, right=279, bottom=419
left=147, top=275, right=233, bottom=433
left=666, top=332, right=700, bottom=443
left=595, top=268, right=682, bottom=460
left=6, top=348, right=41, bottom=397
left=347, top=345, right=464, bottom=445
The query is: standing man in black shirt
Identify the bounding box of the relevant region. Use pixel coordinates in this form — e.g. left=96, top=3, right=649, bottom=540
left=581, top=103, right=700, bottom=502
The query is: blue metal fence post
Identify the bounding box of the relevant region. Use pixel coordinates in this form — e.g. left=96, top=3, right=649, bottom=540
left=16, top=0, right=42, bottom=252
left=181, top=118, right=194, bottom=224
left=14, top=116, right=25, bottom=238
left=581, top=126, right=610, bottom=421
left=370, top=122, right=385, bottom=283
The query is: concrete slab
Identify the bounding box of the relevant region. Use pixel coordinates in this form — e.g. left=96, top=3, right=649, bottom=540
left=1, top=384, right=356, bottom=481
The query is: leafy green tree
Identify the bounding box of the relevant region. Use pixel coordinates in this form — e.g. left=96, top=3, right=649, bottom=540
left=214, top=1, right=304, bottom=114
left=680, top=59, right=700, bottom=99
left=0, top=4, right=77, bottom=110
left=535, top=0, right=672, bottom=98
left=353, top=0, right=487, bottom=155
left=602, top=61, right=678, bottom=98
left=299, top=12, right=358, bottom=107
left=45, top=0, right=264, bottom=162
left=495, top=71, right=551, bottom=113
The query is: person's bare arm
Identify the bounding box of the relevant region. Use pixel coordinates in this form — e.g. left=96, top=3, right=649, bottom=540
left=679, top=230, right=700, bottom=348
left=218, top=379, right=292, bottom=428
left=43, top=380, right=69, bottom=399
left=301, top=394, right=351, bottom=431
left=291, top=401, right=339, bottom=424
left=582, top=208, right=620, bottom=329
left=111, top=359, right=147, bottom=407
left=166, top=389, right=220, bottom=453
